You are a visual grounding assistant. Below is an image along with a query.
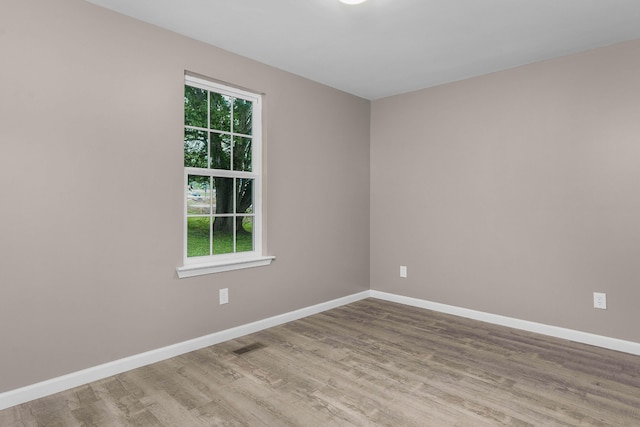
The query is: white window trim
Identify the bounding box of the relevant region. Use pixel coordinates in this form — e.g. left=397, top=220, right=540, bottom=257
left=177, top=74, right=273, bottom=278
left=176, top=255, right=275, bottom=278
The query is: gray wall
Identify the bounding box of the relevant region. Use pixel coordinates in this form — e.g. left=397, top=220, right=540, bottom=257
left=0, top=0, right=370, bottom=392
left=371, top=40, right=640, bottom=343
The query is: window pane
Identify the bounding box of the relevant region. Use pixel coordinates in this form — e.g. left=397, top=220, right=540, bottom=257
left=212, top=217, right=234, bottom=255
left=184, top=129, right=207, bottom=168
left=237, top=216, right=254, bottom=253
left=233, top=137, right=252, bottom=172
left=210, top=132, right=231, bottom=170
left=210, top=93, right=231, bottom=132
left=187, top=175, right=211, bottom=214
left=213, top=177, right=233, bottom=214
left=233, top=98, right=252, bottom=135
left=184, top=86, right=207, bottom=128
left=184, top=77, right=262, bottom=263
left=236, top=178, right=253, bottom=214
left=187, top=217, right=210, bottom=257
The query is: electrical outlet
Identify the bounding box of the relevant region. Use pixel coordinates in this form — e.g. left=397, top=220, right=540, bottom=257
left=219, top=288, right=229, bottom=305
left=400, top=265, right=407, bottom=278
left=593, top=292, right=606, bottom=310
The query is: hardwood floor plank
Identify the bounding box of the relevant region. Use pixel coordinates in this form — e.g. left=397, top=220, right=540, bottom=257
left=2, top=298, right=639, bottom=426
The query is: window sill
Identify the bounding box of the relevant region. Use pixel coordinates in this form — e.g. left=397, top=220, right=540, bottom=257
left=176, top=255, right=275, bottom=278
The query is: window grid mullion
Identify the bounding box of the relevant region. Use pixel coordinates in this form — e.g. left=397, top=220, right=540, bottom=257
left=209, top=176, right=215, bottom=256
left=230, top=100, right=235, bottom=253
left=233, top=178, right=237, bottom=253
left=230, top=96, right=235, bottom=174
left=184, top=167, right=257, bottom=180
left=207, top=93, right=213, bottom=256
left=186, top=126, right=250, bottom=140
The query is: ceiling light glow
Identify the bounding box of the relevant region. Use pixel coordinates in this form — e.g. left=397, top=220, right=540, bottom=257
left=339, top=0, right=368, bottom=5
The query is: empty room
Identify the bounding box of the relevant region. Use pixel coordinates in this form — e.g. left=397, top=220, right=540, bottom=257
left=1, top=0, right=640, bottom=425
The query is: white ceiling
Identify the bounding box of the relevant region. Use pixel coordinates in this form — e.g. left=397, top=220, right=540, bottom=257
left=85, top=0, right=640, bottom=100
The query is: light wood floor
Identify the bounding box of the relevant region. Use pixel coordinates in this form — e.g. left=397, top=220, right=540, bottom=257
left=2, top=298, right=640, bottom=426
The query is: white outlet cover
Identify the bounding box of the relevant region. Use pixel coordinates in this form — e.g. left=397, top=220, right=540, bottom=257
left=593, top=292, right=607, bottom=309
left=400, top=266, right=407, bottom=278
left=219, top=288, right=229, bottom=305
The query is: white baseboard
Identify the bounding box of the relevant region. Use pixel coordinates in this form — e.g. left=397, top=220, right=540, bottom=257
left=3, top=289, right=639, bottom=411
left=370, top=290, right=640, bottom=357
left=0, top=290, right=370, bottom=411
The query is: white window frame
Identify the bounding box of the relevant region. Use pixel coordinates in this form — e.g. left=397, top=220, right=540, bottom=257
left=176, top=75, right=273, bottom=278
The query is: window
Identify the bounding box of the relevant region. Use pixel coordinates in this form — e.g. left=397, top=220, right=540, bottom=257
left=177, top=75, right=273, bottom=278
